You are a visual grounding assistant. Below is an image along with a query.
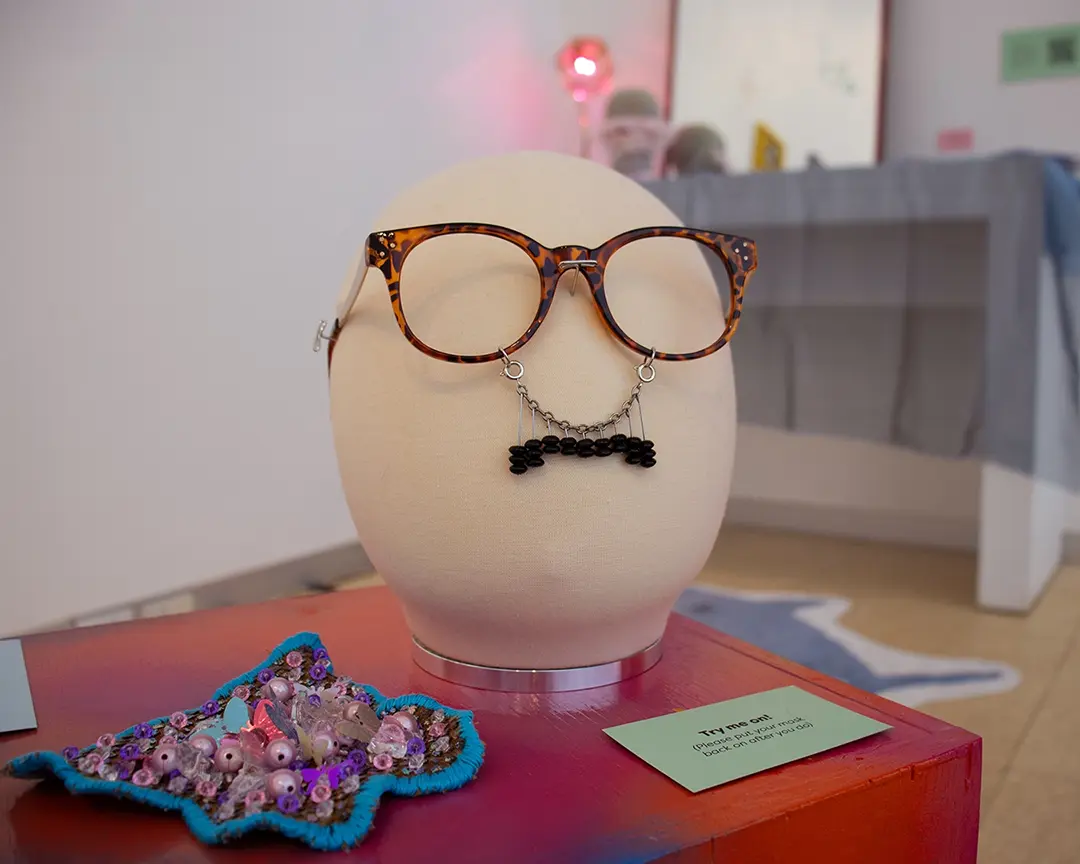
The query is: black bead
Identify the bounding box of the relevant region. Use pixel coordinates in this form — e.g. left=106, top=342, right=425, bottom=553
left=577, top=446, right=595, bottom=458
left=626, top=452, right=641, bottom=464
left=577, top=438, right=594, bottom=449
left=610, top=433, right=628, bottom=444
left=560, top=437, right=578, bottom=454
left=640, top=440, right=654, bottom=450
left=509, top=456, right=528, bottom=467
left=509, top=445, right=527, bottom=456
left=526, top=455, right=545, bottom=467
left=524, top=439, right=543, bottom=450
left=640, top=457, right=657, bottom=468
left=641, top=447, right=656, bottom=459
left=627, top=437, right=643, bottom=452
left=509, top=463, right=528, bottom=475
left=541, top=435, right=561, bottom=453
left=595, top=445, right=613, bottom=457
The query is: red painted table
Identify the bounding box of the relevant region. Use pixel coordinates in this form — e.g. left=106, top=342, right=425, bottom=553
left=0, top=587, right=980, bottom=863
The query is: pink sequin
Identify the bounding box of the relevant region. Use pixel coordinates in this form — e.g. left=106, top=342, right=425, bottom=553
left=195, top=779, right=219, bottom=798
left=372, top=753, right=394, bottom=772
left=245, top=789, right=267, bottom=809
left=160, top=734, right=178, bottom=747
left=232, top=684, right=251, bottom=701
left=428, top=722, right=446, bottom=738
left=95, top=733, right=115, bottom=750
left=77, top=752, right=103, bottom=774
left=309, top=782, right=331, bottom=803
left=168, top=711, right=189, bottom=729
left=285, top=651, right=304, bottom=668
left=132, top=768, right=157, bottom=787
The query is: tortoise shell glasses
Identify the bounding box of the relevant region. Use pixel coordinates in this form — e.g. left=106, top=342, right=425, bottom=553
left=314, top=223, right=757, bottom=366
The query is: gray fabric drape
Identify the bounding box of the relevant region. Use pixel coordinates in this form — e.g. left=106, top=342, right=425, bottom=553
left=645, top=154, right=1080, bottom=491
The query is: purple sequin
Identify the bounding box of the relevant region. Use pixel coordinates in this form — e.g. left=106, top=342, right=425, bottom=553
left=133, top=723, right=154, bottom=739
left=61, top=746, right=79, bottom=761
left=406, top=737, right=425, bottom=756
left=257, top=669, right=273, bottom=684
left=117, top=763, right=133, bottom=781
left=348, top=749, right=367, bottom=769
left=312, top=647, right=329, bottom=662
left=118, top=744, right=139, bottom=761
left=308, top=694, right=321, bottom=706
left=309, top=664, right=327, bottom=681
left=201, top=700, right=220, bottom=716
left=277, top=793, right=301, bottom=814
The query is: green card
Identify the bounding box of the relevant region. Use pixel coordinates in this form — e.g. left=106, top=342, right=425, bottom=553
left=1002, top=24, right=1080, bottom=82
left=604, top=686, right=891, bottom=793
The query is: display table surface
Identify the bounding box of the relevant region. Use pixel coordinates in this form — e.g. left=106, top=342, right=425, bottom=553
left=0, top=587, right=981, bottom=863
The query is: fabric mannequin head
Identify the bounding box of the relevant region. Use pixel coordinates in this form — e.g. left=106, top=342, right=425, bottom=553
left=325, top=151, right=752, bottom=671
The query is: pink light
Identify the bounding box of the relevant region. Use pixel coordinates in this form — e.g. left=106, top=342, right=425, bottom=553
left=573, top=56, right=597, bottom=76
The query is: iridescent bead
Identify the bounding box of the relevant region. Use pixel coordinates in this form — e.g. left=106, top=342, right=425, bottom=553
left=264, top=738, right=297, bottom=769
left=262, top=676, right=293, bottom=703
left=213, top=739, right=244, bottom=773
left=188, top=733, right=217, bottom=758
left=311, top=732, right=339, bottom=761
left=147, top=744, right=180, bottom=775
left=266, top=769, right=302, bottom=798
left=386, top=711, right=419, bottom=737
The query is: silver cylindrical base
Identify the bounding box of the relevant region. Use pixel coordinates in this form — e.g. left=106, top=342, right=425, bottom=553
left=410, top=637, right=663, bottom=693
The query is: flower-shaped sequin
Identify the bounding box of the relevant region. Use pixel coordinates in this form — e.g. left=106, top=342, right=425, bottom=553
left=3, top=632, right=483, bottom=852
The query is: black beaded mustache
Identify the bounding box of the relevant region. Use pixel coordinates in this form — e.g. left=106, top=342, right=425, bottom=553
left=508, top=433, right=656, bottom=475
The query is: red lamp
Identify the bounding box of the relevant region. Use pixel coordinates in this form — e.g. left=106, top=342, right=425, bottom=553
left=555, top=36, right=614, bottom=157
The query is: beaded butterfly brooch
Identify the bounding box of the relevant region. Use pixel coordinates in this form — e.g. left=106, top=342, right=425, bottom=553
left=3, top=632, right=484, bottom=851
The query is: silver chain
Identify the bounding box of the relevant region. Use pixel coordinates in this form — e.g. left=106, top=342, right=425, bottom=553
left=514, top=378, right=646, bottom=437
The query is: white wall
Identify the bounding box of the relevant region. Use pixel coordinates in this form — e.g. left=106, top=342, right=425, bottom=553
left=670, top=0, right=884, bottom=171
left=731, top=0, right=1080, bottom=546
left=885, top=0, right=1080, bottom=159
left=0, top=0, right=672, bottom=635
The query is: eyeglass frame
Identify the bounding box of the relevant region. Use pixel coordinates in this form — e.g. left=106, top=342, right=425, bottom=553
left=316, top=222, right=757, bottom=367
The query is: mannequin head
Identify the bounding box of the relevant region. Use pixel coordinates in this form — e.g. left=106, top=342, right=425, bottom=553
left=328, top=151, right=745, bottom=670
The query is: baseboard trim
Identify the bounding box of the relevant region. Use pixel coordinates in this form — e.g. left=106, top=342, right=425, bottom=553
left=725, top=498, right=981, bottom=552
left=191, top=541, right=375, bottom=609
left=24, top=500, right=1080, bottom=637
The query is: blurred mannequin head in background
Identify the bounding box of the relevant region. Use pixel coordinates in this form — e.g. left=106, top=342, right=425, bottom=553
left=663, top=124, right=727, bottom=177
left=598, top=89, right=670, bottom=182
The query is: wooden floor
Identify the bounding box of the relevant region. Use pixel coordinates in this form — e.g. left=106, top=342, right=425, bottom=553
left=335, top=525, right=1080, bottom=863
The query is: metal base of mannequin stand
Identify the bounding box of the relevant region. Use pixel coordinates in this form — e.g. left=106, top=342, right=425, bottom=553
left=410, top=636, right=663, bottom=693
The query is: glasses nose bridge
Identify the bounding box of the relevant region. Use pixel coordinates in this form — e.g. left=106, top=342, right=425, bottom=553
left=553, top=244, right=600, bottom=280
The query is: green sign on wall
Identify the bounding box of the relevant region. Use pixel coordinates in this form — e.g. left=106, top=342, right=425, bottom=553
left=1002, top=23, right=1080, bottom=82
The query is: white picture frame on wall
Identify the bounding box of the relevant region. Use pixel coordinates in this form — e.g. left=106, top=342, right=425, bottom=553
left=667, top=0, right=889, bottom=172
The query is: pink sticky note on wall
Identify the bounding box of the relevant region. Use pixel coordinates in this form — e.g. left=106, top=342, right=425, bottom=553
left=937, top=127, right=975, bottom=153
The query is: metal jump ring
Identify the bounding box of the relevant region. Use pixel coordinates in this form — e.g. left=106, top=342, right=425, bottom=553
left=498, top=348, right=525, bottom=381
left=636, top=363, right=656, bottom=383
left=635, top=347, right=657, bottom=383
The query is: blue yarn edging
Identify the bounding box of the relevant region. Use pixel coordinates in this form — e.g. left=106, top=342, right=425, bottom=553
left=4, top=631, right=485, bottom=851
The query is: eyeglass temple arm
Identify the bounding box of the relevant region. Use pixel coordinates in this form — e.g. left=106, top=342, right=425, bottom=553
left=314, top=243, right=373, bottom=354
